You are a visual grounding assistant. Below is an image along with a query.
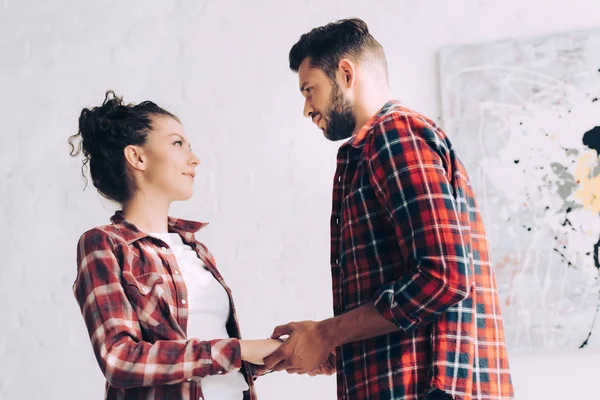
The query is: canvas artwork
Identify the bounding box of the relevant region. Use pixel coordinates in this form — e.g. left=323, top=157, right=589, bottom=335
left=439, top=28, right=600, bottom=352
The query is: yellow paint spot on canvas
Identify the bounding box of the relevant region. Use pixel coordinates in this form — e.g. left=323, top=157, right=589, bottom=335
left=574, top=150, right=600, bottom=213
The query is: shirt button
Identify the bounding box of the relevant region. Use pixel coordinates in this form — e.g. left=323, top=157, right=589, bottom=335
left=174, top=271, right=179, bottom=275
left=182, top=299, right=186, bottom=305
left=217, top=371, right=223, bottom=374
left=337, top=176, right=342, bottom=182
left=187, top=378, right=192, bottom=382
left=335, top=218, right=339, bottom=224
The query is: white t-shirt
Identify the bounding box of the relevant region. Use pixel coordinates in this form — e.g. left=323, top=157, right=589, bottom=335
left=150, top=232, right=248, bottom=400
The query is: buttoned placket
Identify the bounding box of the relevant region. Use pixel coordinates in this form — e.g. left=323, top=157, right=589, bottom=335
left=191, top=242, right=255, bottom=384
left=332, top=160, right=346, bottom=316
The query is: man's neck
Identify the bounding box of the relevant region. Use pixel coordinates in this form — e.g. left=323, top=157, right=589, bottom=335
left=352, top=91, right=394, bottom=137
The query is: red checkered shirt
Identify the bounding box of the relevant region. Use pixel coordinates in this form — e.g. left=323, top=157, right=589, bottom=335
left=331, top=101, right=514, bottom=400
left=73, top=212, right=264, bottom=400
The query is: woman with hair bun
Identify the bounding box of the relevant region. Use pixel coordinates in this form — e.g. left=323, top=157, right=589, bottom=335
left=69, top=91, right=280, bottom=400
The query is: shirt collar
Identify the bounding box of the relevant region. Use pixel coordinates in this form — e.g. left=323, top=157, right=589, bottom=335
left=344, top=100, right=402, bottom=149
left=110, top=211, right=209, bottom=244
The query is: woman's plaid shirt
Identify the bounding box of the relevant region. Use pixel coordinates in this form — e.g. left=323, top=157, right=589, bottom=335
left=73, top=212, right=263, bottom=400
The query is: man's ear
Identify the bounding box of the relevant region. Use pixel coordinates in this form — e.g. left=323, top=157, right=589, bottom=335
left=338, top=58, right=356, bottom=88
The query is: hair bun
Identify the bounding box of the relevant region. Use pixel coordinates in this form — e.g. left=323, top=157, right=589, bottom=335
left=78, top=91, right=124, bottom=155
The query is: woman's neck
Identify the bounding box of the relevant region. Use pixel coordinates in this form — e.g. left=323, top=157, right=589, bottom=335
left=121, top=191, right=171, bottom=233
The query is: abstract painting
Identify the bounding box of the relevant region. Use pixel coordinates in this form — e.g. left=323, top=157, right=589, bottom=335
left=439, top=28, right=600, bottom=352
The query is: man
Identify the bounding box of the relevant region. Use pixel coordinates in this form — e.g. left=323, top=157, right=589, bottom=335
left=264, top=18, right=514, bottom=400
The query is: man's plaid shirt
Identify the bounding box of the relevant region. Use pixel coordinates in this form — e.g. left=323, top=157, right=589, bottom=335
left=330, top=101, right=514, bottom=400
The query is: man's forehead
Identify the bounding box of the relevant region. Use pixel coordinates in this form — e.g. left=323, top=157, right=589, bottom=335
left=298, top=60, right=325, bottom=89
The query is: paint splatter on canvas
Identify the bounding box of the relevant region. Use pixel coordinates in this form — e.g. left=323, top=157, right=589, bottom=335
left=439, top=28, right=600, bottom=352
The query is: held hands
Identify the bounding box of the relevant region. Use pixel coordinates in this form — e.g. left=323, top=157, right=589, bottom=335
left=240, top=339, right=283, bottom=365
left=263, top=320, right=336, bottom=376
left=285, top=349, right=336, bottom=376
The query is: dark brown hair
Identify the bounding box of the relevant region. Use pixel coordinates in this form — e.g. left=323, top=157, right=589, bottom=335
left=68, top=90, right=178, bottom=203
left=289, top=18, right=387, bottom=81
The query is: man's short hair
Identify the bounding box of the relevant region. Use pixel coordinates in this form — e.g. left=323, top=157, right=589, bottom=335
left=289, top=18, right=387, bottom=81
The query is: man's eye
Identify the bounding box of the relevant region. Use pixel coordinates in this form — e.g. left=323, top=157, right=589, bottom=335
left=306, top=87, right=313, bottom=94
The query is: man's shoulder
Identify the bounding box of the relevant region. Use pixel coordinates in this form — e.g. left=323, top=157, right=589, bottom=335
left=372, top=103, right=441, bottom=135
left=364, top=103, right=451, bottom=157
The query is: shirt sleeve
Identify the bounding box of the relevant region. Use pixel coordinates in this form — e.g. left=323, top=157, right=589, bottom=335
left=248, top=364, right=273, bottom=380
left=367, top=114, right=473, bottom=332
left=72, top=228, right=242, bottom=389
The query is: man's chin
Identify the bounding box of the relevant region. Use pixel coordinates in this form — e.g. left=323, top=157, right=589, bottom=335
left=324, top=135, right=344, bottom=142
left=324, top=130, right=352, bottom=142
left=323, top=130, right=335, bottom=141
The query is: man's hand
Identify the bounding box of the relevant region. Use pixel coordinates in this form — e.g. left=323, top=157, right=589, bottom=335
left=263, top=320, right=334, bottom=372
left=263, top=304, right=400, bottom=374
left=286, top=349, right=336, bottom=376
left=239, top=339, right=283, bottom=365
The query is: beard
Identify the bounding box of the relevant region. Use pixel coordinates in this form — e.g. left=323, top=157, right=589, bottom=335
left=323, top=81, right=356, bottom=142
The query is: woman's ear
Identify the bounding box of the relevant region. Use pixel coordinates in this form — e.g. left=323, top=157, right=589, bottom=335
left=123, top=145, right=147, bottom=172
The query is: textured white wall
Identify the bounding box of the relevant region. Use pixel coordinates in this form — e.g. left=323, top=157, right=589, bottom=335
left=1, top=0, right=600, bottom=399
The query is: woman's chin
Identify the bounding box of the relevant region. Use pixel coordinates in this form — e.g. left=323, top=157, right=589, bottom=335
left=173, top=188, right=194, bottom=202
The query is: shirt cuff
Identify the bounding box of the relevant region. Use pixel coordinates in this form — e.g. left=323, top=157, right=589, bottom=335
left=373, top=284, right=421, bottom=332
left=209, top=338, right=242, bottom=375
left=248, top=363, right=273, bottom=380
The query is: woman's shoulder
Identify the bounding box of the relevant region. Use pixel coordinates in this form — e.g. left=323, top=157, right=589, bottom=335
left=77, top=224, right=126, bottom=250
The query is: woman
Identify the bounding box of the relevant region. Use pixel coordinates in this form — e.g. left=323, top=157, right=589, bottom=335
left=70, top=91, right=280, bottom=400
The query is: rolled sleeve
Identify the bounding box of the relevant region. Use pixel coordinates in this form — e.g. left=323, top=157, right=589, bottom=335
left=367, top=115, right=472, bottom=331
left=73, top=229, right=243, bottom=388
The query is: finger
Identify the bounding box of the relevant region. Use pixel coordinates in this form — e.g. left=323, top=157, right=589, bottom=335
left=271, top=358, right=292, bottom=372
left=325, top=354, right=336, bottom=373
left=286, top=368, right=302, bottom=374
left=322, top=364, right=335, bottom=375
left=270, top=323, right=294, bottom=339
left=263, top=348, right=284, bottom=370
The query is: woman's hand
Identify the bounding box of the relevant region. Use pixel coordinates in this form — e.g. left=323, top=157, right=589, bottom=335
left=240, top=339, right=283, bottom=365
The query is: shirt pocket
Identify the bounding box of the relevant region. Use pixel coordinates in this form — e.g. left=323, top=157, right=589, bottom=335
left=123, top=272, right=169, bottom=328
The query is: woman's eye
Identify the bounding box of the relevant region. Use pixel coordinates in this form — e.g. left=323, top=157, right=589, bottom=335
left=174, top=140, right=183, bottom=146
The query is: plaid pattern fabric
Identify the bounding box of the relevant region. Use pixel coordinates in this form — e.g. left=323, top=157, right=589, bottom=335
left=331, top=101, right=514, bottom=400
left=73, top=212, right=261, bottom=400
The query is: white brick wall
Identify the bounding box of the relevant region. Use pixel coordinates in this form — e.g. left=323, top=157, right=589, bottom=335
left=1, top=1, right=599, bottom=399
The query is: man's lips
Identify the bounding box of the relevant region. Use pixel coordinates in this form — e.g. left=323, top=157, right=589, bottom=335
left=312, top=114, right=322, bottom=126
